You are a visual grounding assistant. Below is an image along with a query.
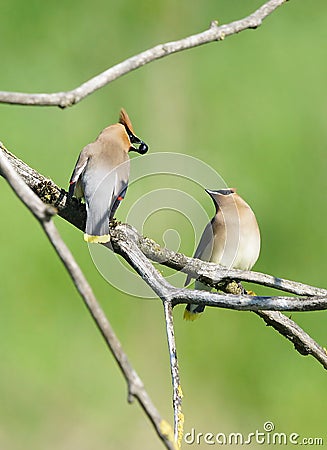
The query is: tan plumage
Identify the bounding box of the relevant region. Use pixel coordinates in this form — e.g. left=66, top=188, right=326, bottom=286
left=68, top=109, right=148, bottom=243
left=184, top=188, right=260, bottom=320
left=119, top=108, right=135, bottom=134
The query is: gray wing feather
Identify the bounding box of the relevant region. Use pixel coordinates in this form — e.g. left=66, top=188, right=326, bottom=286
left=68, top=146, right=90, bottom=200
left=109, top=160, right=130, bottom=219
left=185, top=220, right=214, bottom=286
left=83, top=159, right=130, bottom=237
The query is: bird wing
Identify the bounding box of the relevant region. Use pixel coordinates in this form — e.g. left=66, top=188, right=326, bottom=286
left=68, top=146, right=90, bottom=200
left=82, top=158, right=129, bottom=238
left=109, top=160, right=130, bottom=219
left=185, top=220, right=214, bottom=286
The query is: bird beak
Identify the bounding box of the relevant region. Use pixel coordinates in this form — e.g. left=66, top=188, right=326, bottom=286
left=130, top=137, right=148, bottom=154
left=126, top=127, right=148, bottom=154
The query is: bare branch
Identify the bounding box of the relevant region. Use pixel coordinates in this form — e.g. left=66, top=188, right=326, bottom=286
left=163, top=301, right=184, bottom=446
left=256, top=311, right=327, bottom=369
left=133, top=232, right=327, bottom=297
left=2, top=143, right=324, bottom=299
left=0, top=146, right=57, bottom=221
left=107, top=225, right=327, bottom=371
left=0, top=144, right=86, bottom=231
left=104, top=232, right=184, bottom=443
left=108, top=224, right=327, bottom=313
left=0, top=150, right=177, bottom=450
left=1, top=143, right=327, bottom=372
left=0, top=0, right=288, bottom=108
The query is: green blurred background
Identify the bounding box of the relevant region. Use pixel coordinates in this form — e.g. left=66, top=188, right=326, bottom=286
left=1, top=0, right=327, bottom=448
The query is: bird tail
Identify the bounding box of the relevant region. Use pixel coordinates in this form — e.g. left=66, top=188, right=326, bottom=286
left=84, top=233, right=110, bottom=243
left=183, top=304, right=205, bottom=321
left=183, top=280, right=212, bottom=321
left=84, top=194, right=111, bottom=244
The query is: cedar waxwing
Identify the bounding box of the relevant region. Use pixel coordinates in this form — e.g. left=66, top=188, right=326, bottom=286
left=184, top=188, right=260, bottom=320
left=68, top=109, right=148, bottom=243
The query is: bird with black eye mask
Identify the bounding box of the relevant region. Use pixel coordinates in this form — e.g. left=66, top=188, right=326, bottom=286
left=184, top=188, right=260, bottom=320
left=68, top=108, right=148, bottom=243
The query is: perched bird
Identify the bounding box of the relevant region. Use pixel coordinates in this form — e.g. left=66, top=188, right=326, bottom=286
left=68, top=109, right=148, bottom=243
left=184, top=188, right=260, bottom=320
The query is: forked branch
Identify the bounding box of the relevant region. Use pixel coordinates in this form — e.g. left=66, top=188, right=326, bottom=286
left=2, top=2, right=317, bottom=448
left=1, top=142, right=327, bottom=375
left=0, top=150, right=177, bottom=450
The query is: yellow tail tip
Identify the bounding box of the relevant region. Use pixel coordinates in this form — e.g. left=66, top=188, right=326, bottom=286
left=84, top=233, right=110, bottom=244
left=183, top=309, right=202, bottom=321
left=246, top=290, right=256, bottom=296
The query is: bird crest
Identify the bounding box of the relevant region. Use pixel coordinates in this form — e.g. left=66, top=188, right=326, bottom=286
left=119, top=108, right=135, bottom=134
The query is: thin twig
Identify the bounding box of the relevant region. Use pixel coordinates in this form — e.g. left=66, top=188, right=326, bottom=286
left=163, top=301, right=184, bottom=447
left=0, top=0, right=288, bottom=108
left=106, top=233, right=184, bottom=446
left=0, top=150, right=177, bottom=450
